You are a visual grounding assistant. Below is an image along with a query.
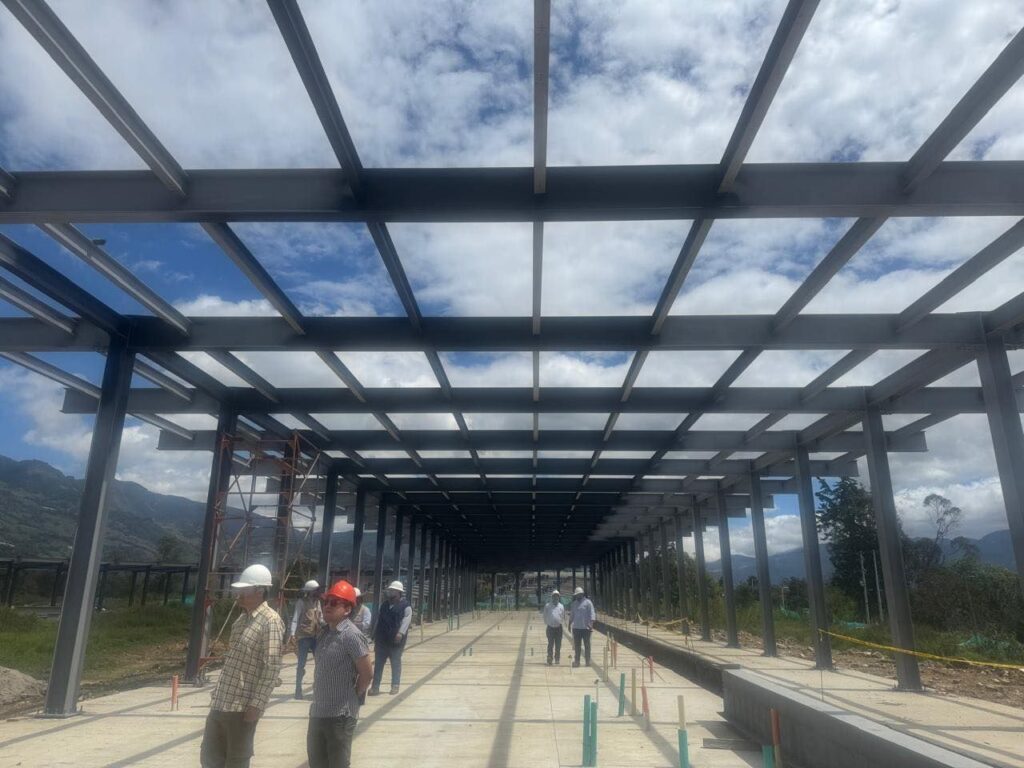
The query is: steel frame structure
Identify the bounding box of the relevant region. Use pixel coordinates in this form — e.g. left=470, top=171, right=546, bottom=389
left=1, top=0, right=1023, bottom=710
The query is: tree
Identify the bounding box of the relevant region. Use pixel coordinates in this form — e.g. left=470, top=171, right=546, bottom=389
left=924, top=493, right=962, bottom=566
left=816, top=478, right=883, bottom=608
left=155, top=533, right=187, bottom=563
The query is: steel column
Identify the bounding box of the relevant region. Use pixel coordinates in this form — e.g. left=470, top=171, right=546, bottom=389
left=272, top=440, right=296, bottom=599
left=692, top=505, right=711, bottom=641
left=977, top=337, right=1024, bottom=589
left=673, top=513, right=689, bottom=633
left=418, top=522, right=428, bottom=620
left=659, top=517, right=672, bottom=621
left=392, top=506, right=404, bottom=585
left=749, top=468, right=777, bottom=655
left=716, top=486, right=739, bottom=647
left=369, top=497, right=388, bottom=634
left=490, top=572, right=496, bottom=610
left=863, top=406, right=922, bottom=690
left=794, top=443, right=833, bottom=669
left=628, top=538, right=638, bottom=620
left=317, top=470, right=339, bottom=587
left=514, top=570, right=520, bottom=609
left=407, top=516, right=418, bottom=609
left=350, top=487, right=366, bottom=587
left=44, top=338, right=134, bottom=716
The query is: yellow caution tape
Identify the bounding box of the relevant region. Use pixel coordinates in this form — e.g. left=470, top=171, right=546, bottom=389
left=819, top=629, right=1024, bottom=671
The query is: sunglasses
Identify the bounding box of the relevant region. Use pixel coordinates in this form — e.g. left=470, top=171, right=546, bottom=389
left=321, top=598, right=349, bottom=608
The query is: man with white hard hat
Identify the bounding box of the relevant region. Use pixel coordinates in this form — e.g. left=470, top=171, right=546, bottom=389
left=369, top=580, right=412, bottom=695
left=288, top=579, right=322, bottom=700
left=542, top=589, right=566, bottom=665
left=200, top=563, right=285, bottom=768
left=569, top=586, right=596, bottom=667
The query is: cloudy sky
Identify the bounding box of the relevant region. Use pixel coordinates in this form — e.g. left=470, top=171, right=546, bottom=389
left=1, top=1, right=1023, bottom=564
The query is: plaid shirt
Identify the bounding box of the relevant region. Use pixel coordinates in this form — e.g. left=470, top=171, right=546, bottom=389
left=210, top=601, right=284, bottom=713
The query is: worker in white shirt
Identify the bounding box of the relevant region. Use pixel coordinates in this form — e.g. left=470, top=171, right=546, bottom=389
left=352, top=587, right=372, bottom=637
left=542, top=590, right=565, bottom=665
left=569, top=587, right=596, bottom=667
left=289, top=579, right=323, bottom=700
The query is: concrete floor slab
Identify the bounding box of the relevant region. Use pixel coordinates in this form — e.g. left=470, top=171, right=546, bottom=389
left=0, top=612, right=763, bottom=767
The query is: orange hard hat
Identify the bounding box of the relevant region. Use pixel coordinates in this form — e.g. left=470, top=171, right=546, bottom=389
left=324, top=580, right=357, bottom=606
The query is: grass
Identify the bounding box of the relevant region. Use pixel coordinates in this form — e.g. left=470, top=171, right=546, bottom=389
left=725, top=600, right=1024, bottom=665
left=0, top=603, right=191, bottom=684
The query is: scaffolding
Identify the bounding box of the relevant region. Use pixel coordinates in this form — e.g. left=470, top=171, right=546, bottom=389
left=196, top=430, right=327, bottom=673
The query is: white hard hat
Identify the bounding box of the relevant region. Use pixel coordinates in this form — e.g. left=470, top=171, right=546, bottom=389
left=573, top=587, right=585, bottom=596
left=551, top=590, right=560, bottom=595
left=387, top=580, right=405, bottom=593
left=354, top=587, right=362, bottom=598
left=232, top=564, right=273, bottom=588
left=302, top=579, right=320, bottom=592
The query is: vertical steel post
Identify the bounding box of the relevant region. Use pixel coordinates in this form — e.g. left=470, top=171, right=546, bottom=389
left=180, top=567, right=190, bottom=604
left=369, top=496, right=388, bottom=635
left=45, top=339, right=134, bottom=716
left=659, top=517, right=672, bottom=621
left=748, top=468, right=776, bottom=656
left=392, top=506, right=404, bottom=585
left=491, top=571, right=497, bottom=610
left=691, top=505, right=711, bottom=641
left=318, top=470, right=339, bottom=587
left=794, top=443, right=832, bottom=669
left=407, top=516, right=418, bottom=611
left=428, top=528, right=438, bottom=621
left=350, top=487, right=366, bottom=588
left=863, top=406, right=922, bottom=690
left=673, top=513, right=689, bottom=632
left=418, top=522, right=428, bottom=620
left=514, top=570, right=520, bottom=609
left=977, top=336, right=1024, bottom=590
left=716, top=486, right=739, bottom=647
left=272, top=440, right=296, bottom=599
left=628, top=538, right=638, bottom=620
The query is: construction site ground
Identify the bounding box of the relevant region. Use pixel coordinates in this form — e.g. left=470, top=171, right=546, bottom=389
left=0, top=611, right=764, bottom=768
left=603, top=617, right=1024, bottom=768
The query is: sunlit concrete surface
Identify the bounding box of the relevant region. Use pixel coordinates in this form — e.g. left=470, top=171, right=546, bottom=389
left=603, top=618, right=1024, bottom=768
left=0, top=612, right=763, bottom=767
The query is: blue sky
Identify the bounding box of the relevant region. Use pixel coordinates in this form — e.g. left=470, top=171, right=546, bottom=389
left=2, top=1, right=1024, bottom=559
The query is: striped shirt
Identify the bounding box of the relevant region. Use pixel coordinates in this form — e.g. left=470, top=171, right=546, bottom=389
left=210, top=601, right=284, bottom=713
left=311, top=618, right=370, bottom=719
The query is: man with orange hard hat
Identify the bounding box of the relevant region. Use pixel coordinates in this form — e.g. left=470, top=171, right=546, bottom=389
left=307, top=579, right=372, bottom=768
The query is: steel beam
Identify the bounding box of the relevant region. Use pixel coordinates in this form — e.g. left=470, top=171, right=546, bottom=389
left=659, top=517, right=672, bottom=621
left=748, top=468, right=776, bottom=656
left=157, top=427, right=926, bottom=454
left=863, top=406, right=922, bottom=690
left=7, top=311, right=1022, bottom=353
left=4, top=163, right=1024, bottom=224
left=44, top=338, right=134, bottom=715
left=977, top=337, right=1024, bottom=590
left=794, top=443, right=832, bottom=670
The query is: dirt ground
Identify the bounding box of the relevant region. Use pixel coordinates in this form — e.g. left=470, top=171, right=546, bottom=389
left=717, top=630, right=1024, bottom=710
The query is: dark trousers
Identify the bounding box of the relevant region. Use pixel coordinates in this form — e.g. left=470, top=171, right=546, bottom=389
left=573, top=628, right=592, bottom=665
left=371, top=643, right=403, bottom=690
left=296, top=635, right=317, bottom=696
left=545, top=625, right=562, bottom=662
left=200, top=710, right=257, bottom=768
left=307, top=715, right=358, bottom=768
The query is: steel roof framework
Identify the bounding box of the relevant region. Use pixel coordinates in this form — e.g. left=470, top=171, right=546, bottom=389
left=2, top=0, right=1024, bottom=709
